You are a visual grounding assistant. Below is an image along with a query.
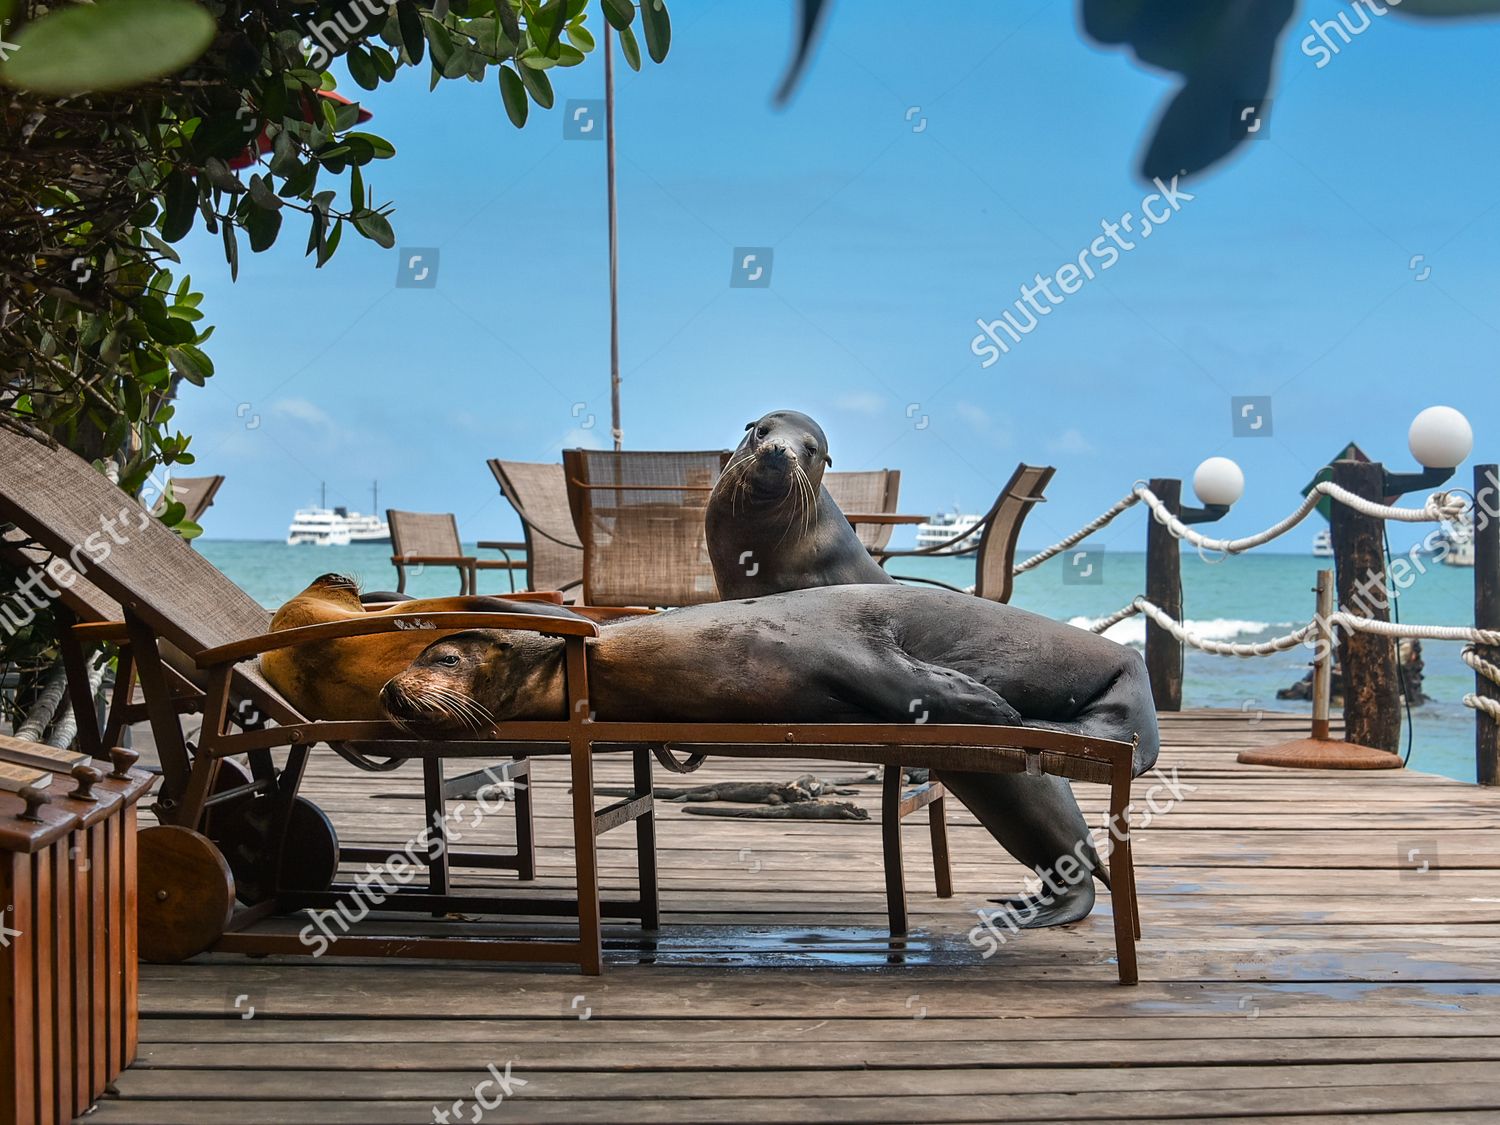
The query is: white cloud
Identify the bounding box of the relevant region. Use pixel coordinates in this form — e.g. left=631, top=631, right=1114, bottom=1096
left=835, top=392, right=885, bottom=415
left=956, top=401, right=991, bottom=429
left=1047, top=428, right=1096, bottom=456
left=272, top=397, right=333, bottom=426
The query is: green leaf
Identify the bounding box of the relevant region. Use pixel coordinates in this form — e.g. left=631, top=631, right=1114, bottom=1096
left=350, top=164, right=365, bottom=212
left=618, top=24, right=641, bottom=70
left=222, top=223, right=239, bottom=282
left=166, top=345, right=212, bottom=386
left=518, top=63, right=554, bottom=107
left=499, top=64, right=528, bottom=126
left=600, top=0, right=634, bottom=30
left=175, top=519, right=204, bottom=541
left=0, top=0, right=217, bottom=94
left=160, top=499, right=188, bottom=524
left=347, top=131, right=396, bottom=159
left=567, top=23, right=595, bottom=51
left=317, top=218, right=344, bottom=267
left=160, top=170, right=198, bottom=242
left=352, top=209, right=395, bottom=248
left=348, top=45, right=379, bottom=89
left=244, top=205, right=283, bottom=252
left=371, top=45, right=398, bottom=80
left=639, top=0, right=670, bottom=63
left=247, top=174, right=283, bottom=210
left=553, top=43, right=585, bottom=66
left=530, top=0, right=568, bottom=51
left=142, top=230, right=182, bottom=263
left=398, top=1, right=426, bottom=63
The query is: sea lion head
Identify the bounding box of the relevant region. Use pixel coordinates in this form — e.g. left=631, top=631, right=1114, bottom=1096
left=724, top=410, right=832, bottom=510
left=381, top=630, right=522, bottom=736
left=306, top=572, right=363, bottom=605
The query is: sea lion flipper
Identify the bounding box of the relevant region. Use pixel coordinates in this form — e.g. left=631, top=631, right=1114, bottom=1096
left=843, top=657, right=1025, bottom=727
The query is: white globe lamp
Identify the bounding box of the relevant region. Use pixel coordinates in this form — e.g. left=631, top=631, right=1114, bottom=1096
left=1193, top=457, right=1245, bottom=508
left=1408, top=405, right=1473, bottom=469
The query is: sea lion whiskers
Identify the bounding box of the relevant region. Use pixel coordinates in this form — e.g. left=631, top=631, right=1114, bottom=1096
left=425, top=685, right=495, bottom=731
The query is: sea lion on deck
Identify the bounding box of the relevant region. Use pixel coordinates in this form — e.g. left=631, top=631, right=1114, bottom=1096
left=383, top=585, right=1160, bottom=925
left=706, top=410, right=893, bottom=599
left=261, top=573, right=586, bottom=721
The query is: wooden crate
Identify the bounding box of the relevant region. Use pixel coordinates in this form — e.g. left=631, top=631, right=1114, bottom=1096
left=1, top=748, right=151, bottom=1125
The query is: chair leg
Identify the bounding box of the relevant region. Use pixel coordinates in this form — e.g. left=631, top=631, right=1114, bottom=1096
left=1108, top=811, right=1140, bottom=986
left=512, top=758, right=536, bottom=881
left=881, top=767, right=908, bottom=936
left=632, top=749, right=660, bottom=930
left=422, top=759, right=451, bottom=910
left=927, top=788, right=953, bottom=899
left=395, top=565, right=407, bottom=595
left=569, top=736, right=603, bottom=974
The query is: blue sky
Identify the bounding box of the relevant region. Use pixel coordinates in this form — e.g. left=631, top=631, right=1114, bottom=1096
left=175, top=0, right=1499, bottom=553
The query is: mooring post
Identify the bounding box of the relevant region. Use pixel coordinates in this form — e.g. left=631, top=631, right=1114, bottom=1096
left=1330, top=459, right=1401, bottom=753
left=1311, top=569, right=1334, bottom=742
left=1475, top=464, right=1499, bottom=786
left=1145, top=477, right=1184, bottom=712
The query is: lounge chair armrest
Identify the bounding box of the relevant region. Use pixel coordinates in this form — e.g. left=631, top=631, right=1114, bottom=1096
left=841, top=513, right=926, bottom=526
left=72, top=620, right=130, bottom=643
left=477, top=540, right=526, bottom=551
left=195, top=611, right=598, bottom=668
left=391, top=554, right=475, bottom=566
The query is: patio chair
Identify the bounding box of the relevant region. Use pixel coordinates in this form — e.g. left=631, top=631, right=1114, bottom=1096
left=163, top=475, right=224, bottom=526
left=562, top=448, right=730, bottom=607
left=824, top=469, right=905, bottom=554
left=387, top=508, right=524, bottom=595
left=486, top=459, right=583, bottom=599
left=881, top=463, right=1056, bottom=603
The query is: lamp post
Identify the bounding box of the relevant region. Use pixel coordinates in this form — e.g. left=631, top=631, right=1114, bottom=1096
left=1241, top=405, right=1473, bottom=770
left=1145, top=457, right=1242, bottom=711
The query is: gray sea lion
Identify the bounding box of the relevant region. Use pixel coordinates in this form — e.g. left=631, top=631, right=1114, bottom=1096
left=382, top=585, right=1160, bottom=926
left=706, top=410, right=892, bottom=599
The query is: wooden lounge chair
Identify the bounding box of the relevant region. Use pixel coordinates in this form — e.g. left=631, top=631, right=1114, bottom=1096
left=387, top=508, right=525, bottom=595
left=0, top=435, right=1142, bottom=981
left=561, top=448, right=729, bottom=607
left=881, top=463, right=1056, bottom=603
left=485, top=459, right=583, bottom=599
left=825, top=469, right=905, bottom=554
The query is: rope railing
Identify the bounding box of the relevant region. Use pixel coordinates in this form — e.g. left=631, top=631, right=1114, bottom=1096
left=1015, top=482, right=1463, bottom=576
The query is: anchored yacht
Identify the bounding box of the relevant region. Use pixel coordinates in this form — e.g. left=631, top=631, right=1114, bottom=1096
left=286, top=483, right=391, bottom=546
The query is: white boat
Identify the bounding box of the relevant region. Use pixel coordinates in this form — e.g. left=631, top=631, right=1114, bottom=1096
left=915, top=509, right=984, bottom=555
left=287, top=483, right=391, bottom=546
left=1439, top=511, right=1475, bottom=568
left=1312, top=529, right=1333, bottom=558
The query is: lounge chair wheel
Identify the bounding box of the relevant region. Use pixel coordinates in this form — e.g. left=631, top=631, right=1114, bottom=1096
left=212, top=794, right=340, bottom=907
left=137, top=825, right=235, bottom=964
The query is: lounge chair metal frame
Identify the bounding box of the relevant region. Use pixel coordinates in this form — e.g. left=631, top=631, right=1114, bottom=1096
left=881, top=463, right=1057, bottom=603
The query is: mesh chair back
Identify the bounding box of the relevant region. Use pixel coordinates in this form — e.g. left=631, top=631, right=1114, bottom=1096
left=488, top=460, right=582, bottom=595
left=824, top=469, right=901, bottom=551
left=388, top=510, right=463, bottom=559
left=973, top=464, right=1056, bottom=603
left=0, top=428, right=299, bottom=720
left=166, top=475, right=224, bottom=525
left=562, top=449, right=729, bottom=607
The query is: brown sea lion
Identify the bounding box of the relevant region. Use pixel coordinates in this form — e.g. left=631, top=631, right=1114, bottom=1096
left=261, top=573, right=587, bottom=720
left=706, top=410, right=893, bottom=599
left=382, top=584, right=1160, bottom=926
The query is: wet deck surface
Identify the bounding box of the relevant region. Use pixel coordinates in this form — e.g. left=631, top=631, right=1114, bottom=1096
left=97, top=710, right=1500, bottom=1123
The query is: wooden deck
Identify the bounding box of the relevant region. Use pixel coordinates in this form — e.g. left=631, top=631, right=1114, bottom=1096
left=97, top=710, right=1500, bottom=1123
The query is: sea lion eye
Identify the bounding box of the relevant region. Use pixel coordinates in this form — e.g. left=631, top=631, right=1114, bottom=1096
left=756, top=426, right=769, bottom=439
left=437, top=653, right=460, bottom=667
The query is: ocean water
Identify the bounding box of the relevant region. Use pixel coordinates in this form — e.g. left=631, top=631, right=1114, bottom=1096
left=196, top=539, right=1485, bottom=784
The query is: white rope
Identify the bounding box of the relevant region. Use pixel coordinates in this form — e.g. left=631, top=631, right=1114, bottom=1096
left=1463, top=646, right=1500, bottom=721
left=1328, top=614, right=1500, bottom=647
left=13, top=660, right=68, bottom=741
left=1133, top=483, right=1465, bottom=556
left=1084, top=601, right=1144, bottom=635
left=1013, top=490, right=1141, bottom=575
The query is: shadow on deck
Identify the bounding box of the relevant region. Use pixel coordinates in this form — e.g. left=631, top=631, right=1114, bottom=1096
left=98, top=711, right=1500, bottom=1123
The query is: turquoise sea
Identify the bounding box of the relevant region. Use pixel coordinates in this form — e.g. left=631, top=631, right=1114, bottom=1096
left=196, top=540, right=1485, bottom=784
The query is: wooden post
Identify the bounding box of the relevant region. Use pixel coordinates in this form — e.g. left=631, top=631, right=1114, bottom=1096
left=1311, top=569, right=1334, bottom=742
left=1475, top=464, right=1499, bottom=786
left=1144, top=477, right=1184, bottom=712
left=1329, top=460, right=1400, bottom=753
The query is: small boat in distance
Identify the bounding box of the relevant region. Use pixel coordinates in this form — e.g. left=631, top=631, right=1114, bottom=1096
left=915, top=509, right=984, bottom=556
left=287, top=482, right=391, bottom=546
left=1312, top=528, right=1333, bottom=558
